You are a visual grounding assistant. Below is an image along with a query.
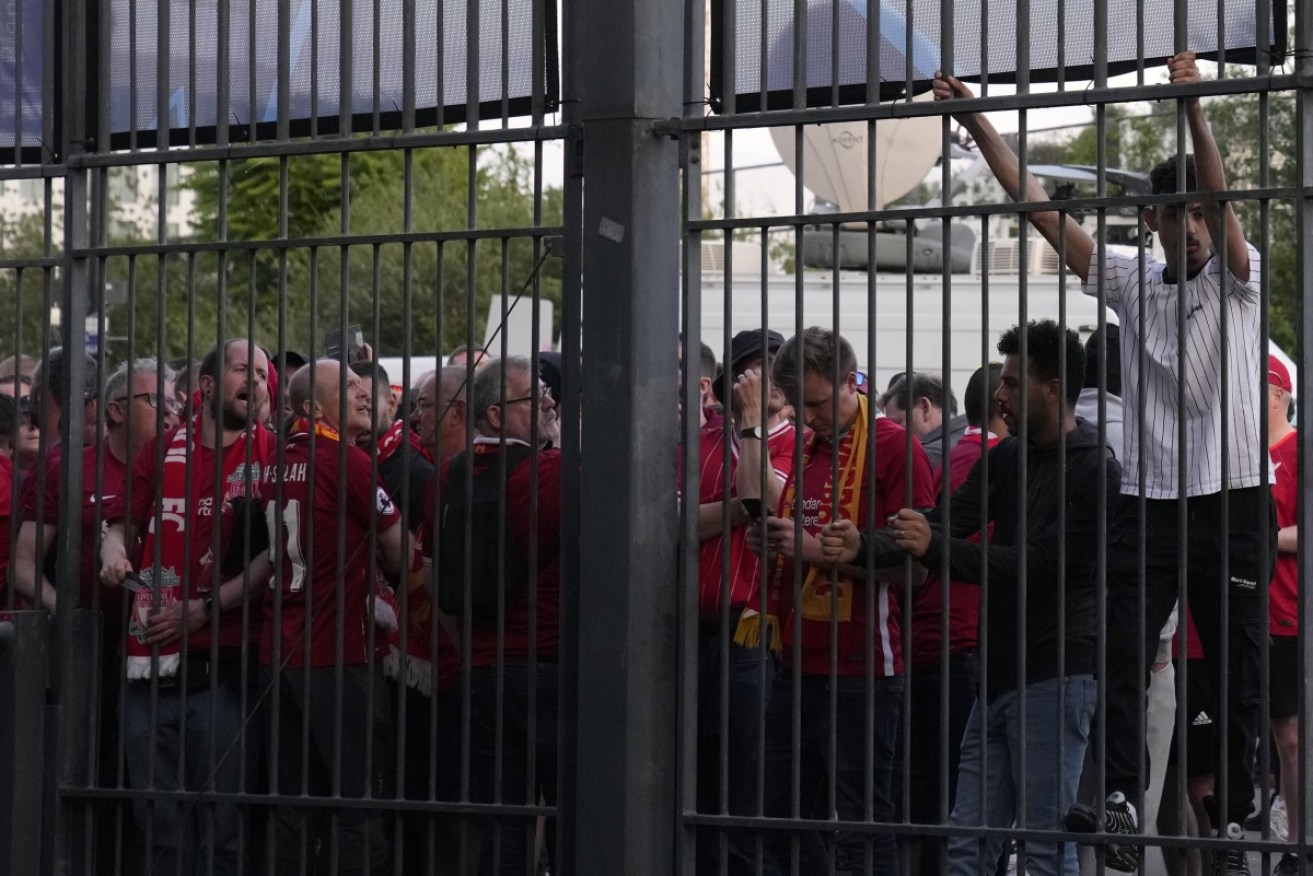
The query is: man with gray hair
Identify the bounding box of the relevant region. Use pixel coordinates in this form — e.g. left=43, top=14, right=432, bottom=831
left=14, top=358, right=180, bottom=865
left=15, top=358, right=180, bottom=613
left=412, top=365, right=474, bottom=465
left=422, top=354, right=562, bottom=875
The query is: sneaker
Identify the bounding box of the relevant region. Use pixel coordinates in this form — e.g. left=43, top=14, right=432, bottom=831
left=1274, top=852, right=1301, bottom=876
left=1211, top=822, right=1251, bottom=876
left=1271, top=794, right=1290, bottom=842
left=1065, top=792, right=1140, bottom=872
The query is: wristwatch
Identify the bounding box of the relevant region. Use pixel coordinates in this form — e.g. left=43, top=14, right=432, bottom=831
left=739, top=425, right=766, bottom=441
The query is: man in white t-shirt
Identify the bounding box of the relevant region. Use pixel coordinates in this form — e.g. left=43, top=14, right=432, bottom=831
left=934, top=52, right=1271, bottom=875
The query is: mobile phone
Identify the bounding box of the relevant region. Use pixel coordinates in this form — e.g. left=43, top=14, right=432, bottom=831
left=121, top=571, right=152, bottom=593
left=741, top=498, right=770, bottom=522
left=325, top=325, right=366, bottom=364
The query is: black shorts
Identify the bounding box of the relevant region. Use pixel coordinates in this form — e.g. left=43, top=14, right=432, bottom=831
left=1167, top=658, right=1214, bottom=780
left=1269, top=634, right=1299, bottom=720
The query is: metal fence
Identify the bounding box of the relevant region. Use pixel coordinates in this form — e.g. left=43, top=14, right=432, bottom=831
left=0, top=0, right=1311, bottom=873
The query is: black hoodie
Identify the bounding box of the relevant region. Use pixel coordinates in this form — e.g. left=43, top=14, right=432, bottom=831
left=865, top=418, right=1121, bottom=694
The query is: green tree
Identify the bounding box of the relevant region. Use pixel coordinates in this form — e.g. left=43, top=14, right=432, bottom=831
left=182, top=142, right=563, bottom=359
left=0, top=214, right=62, bottom=360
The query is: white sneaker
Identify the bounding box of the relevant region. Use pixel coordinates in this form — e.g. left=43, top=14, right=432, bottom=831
left=1271, top=794, right=1289, bottom=842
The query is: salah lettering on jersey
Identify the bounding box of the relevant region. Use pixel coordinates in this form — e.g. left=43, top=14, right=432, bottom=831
left=273, top=462, right=308, bottom=483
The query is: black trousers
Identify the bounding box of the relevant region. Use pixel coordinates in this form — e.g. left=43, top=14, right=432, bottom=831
left=1100, top=486, right=1273, bottom=826
left=263, top=663, right=394, bottom=874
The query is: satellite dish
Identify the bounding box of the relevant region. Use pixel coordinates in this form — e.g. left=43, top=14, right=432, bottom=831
left=770, top=93, right=940, bottom=214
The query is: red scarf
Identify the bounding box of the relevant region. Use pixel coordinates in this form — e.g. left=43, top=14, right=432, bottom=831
left=374, top=419, right=437, bottom=691
left=375, top=419, right=409, bottom=463
left=126, top=416, right=271, bottom=679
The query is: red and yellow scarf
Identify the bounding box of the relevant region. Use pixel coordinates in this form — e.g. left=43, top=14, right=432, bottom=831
left=735, top=394, right=869, bottom=651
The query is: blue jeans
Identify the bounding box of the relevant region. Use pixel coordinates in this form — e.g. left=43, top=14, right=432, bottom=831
left=762, top=671, right=903, bottom=875
left=123, top=676, right=255, bottom=876
left=696, top=621, right=777, bottom=876
left=948, top=674, right=1097, bottom=876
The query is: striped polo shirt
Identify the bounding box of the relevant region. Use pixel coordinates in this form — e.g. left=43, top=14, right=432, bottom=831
left=1083, top=244, right=1264, bottom=499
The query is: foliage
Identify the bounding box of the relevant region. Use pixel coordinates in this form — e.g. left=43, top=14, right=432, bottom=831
left=175, top=141, right=563, bottom=362
left=0, top=214, right=61, bottom=360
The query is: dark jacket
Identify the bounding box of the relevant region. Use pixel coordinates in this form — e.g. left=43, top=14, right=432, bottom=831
left=866, top=418, right=1120, bottom=694
left=920, top=413, right=969, bottom=473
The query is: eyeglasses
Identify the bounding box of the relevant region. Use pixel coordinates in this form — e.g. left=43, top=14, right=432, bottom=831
left=412, top=397, right=437, bottom=413
left=115, top=392, right=183, bottom=413
left=503, top=396, right=536, bottom=406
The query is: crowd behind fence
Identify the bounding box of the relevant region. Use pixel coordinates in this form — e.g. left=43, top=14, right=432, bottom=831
left=0, top=0, right=1311, bottom=872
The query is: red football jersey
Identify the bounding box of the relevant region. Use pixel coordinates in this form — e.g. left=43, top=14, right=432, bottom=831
left=910, top=428, right=996, bottom=669
left=778, top=415, right=937, bottom=677
left=0, top=454, right=12, bottom=603
left=23, top=445, right=130, bottom=618
left=116, top=428, right=275, bottom=653
left=697, top=414, right=800, bottom=615
left=1269, top=430, right=1299, bottom=636
left=262, top=433, right=403, bottom=668
left=425, top=441, right=563, bottom=668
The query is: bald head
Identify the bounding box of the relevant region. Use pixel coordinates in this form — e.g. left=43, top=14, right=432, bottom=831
left=289, top=360, right=374, bottom=438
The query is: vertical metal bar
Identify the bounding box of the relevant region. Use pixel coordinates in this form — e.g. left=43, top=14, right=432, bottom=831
left=466, top=0, right=481, bottom=129
left=566, top=0, right=682, bottom=868
left=677, top=0, right=706, bottom=868
left=1295, top=0, right=1313, bottom=852
left=53, top=0, right=94, bottom=864
left=341, top=0, right=354, bottom=135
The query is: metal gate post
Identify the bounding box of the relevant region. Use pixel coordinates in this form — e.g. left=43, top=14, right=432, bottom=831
left=563, top=0, right=683, bottom=870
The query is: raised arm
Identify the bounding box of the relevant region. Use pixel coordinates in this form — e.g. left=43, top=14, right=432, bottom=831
left=1170, top=52, right=1250, bottom=282
left=932, top=72, right=1096, bottom=284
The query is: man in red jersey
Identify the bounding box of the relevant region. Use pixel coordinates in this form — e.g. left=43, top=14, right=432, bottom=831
left=748, top=326, right=936, bottom=874
left=14, top=359, right=180, bottom=865
left=902, top=362, right=1005, bottom=874
left=0, top=395, right=16, bottom=603
left=261, top=359, right=406, bottom=876
left=399, top=365, right=476, bottom=872
left=427, top=354, right=561, bottom=876
left=100, top=339, right=275, bottom=876
left=16, top=359, right=181, bottom=613
left=694, top=329, right=801, bottom=876
left=1265, top=356, right=1306, bottom=875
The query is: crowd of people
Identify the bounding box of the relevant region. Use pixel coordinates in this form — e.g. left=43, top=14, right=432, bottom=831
left=0, top=51, right=1302, bottom=876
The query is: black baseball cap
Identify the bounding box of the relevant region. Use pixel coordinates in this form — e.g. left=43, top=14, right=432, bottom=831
left=728, top=329, right=784, bottom=376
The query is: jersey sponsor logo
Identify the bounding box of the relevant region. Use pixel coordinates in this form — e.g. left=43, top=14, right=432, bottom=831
left=1192, top=710, right=1212, bottom=727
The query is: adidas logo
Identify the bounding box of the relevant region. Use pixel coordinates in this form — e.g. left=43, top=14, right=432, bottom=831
left=1192, top=711, right=1213, bottom=727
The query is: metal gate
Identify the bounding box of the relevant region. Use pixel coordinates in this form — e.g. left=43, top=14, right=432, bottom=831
left=1, top=0, right=1312, bottom=872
